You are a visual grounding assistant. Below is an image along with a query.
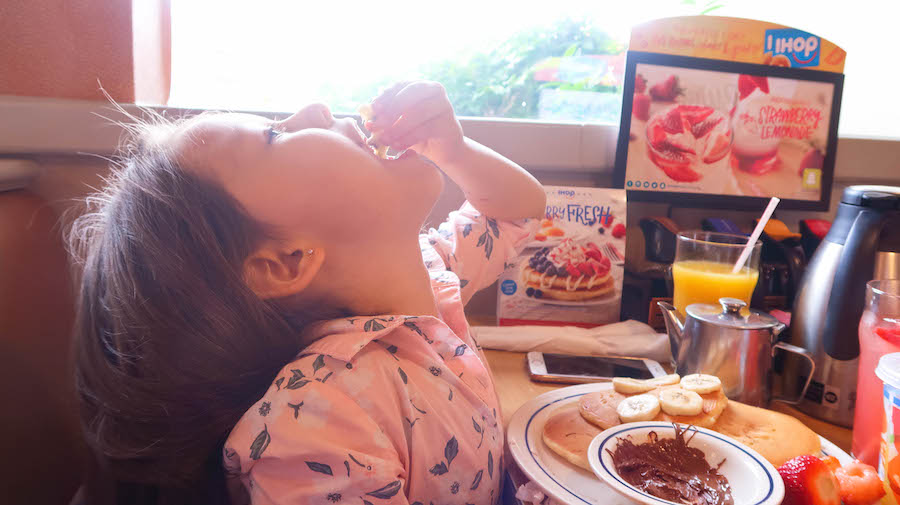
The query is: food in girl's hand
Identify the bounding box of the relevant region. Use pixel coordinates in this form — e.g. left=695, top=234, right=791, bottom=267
left=521, top=239, right=615, bottom=301
left=610, top=424, right=734, bottom=505
left=831, top=460, right=884, bottom=505
left=357, top=104, right=389, bottom=158
left=778, top=455, right=841, bottom=505
left=649, top=74, right=684, bottom=102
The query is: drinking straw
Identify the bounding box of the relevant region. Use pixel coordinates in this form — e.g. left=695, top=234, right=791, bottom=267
left=732, top=197, right=780, bottom=274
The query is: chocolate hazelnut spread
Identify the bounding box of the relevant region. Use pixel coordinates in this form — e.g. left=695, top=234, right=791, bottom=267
left=609, top=424, right=733, bottom=505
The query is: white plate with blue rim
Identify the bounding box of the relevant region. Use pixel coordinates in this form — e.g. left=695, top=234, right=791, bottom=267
left=588, top=422, right=782, bottom=505
left=506, top=383, right=852, bottom=505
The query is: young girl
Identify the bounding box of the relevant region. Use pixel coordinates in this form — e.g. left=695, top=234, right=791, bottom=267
left=72, top=81, right=545, bottom=505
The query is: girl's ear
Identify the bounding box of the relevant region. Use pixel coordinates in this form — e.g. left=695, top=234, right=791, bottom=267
left=243, top=243, right=324, bottom=299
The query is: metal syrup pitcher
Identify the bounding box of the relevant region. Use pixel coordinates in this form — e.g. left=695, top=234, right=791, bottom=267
left=659, top=297, right=816, bottom=407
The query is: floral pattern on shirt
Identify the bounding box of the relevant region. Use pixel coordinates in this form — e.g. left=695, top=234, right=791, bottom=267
left=223, top=202, right=536, bottom=505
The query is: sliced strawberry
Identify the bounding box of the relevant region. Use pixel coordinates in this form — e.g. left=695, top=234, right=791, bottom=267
left=752, top=75, right=770, bottom=94
left=876, top=326, right=900, bottom=345
left=566, top=264, right=581, bottom=277
left=664, top=136, right=696, bottom=155
left=779, top=455, right=841, bottom=505
left=632, top=93, right=650, bottom=121
left=648, top=123, right=668, bottom=148
left=578, top=262, right=594, bottom=276
left=661, top=107, right=684, bottom=134
left=635, top=73, right=647, bottom=94
left=738, top=74, right=758, bottom=100
left=702, top=131, right=731, bottom=163
left=593, top=257, right=611, bottom=277
left=587, top=242, right=600, bottom=251
left=612, top=223, right=626, bottom=239
left=691, top=116, right=724, bottom=138
left=585, top=249, right=603, bottom=261
left=648, top=144, right=701, bottom=182
left=678, top=105, right=714, bottom=125
left=798, top=148, right=825, bottom=175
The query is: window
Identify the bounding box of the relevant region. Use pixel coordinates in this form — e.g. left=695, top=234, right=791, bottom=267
left=168, top=1, right=891, bottom=137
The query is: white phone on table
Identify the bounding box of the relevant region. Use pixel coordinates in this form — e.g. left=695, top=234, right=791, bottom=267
left=527, top=352, right=666, bottom=384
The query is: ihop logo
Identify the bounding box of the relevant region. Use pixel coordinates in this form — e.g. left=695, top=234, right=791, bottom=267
left=765, top=28, right=820, bottom=67
left=557, top=189, right=575, bottom=198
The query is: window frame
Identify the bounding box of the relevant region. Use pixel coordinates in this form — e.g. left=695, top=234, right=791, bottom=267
left=0, top=95, right=898, bottom=183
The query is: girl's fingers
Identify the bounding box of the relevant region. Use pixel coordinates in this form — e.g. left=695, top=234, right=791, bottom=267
left=371, top=81, right=412, bottom=111
left=373, top=81, right=446, bottom=129
left=387, top=115, right=446, bottom=151
left=380, top=95, right=448, bottom=144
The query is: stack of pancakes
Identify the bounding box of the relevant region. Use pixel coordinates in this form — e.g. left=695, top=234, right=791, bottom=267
left=542, top=383, right=822, bottom=471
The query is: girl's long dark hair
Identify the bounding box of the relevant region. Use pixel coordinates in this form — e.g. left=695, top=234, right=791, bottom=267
left=69, top=117, right=307, bottom=504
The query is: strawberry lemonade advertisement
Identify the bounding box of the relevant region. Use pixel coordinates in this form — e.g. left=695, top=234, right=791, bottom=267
left=615, top=17, right=845, bottom=207
left=497, top=187, right=626, bottom=327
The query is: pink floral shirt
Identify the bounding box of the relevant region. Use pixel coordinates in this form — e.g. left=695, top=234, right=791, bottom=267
left=223, top=203, right=536, bottom=505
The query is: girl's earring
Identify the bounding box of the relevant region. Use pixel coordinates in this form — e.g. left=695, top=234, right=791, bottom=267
left=291, top=249, right=314, bottom=257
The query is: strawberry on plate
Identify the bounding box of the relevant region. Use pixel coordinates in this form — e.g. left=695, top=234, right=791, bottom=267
left=778, top=455, right=841, bottom=505
left=633, top=93, right=650, bottom=121
left=833, top=460, right=885, bottom=505
left=649, top=75, right=683, bottom=102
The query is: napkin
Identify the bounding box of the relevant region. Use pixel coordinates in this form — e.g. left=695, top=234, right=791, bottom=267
left=471, top=320, right=672, bottom=363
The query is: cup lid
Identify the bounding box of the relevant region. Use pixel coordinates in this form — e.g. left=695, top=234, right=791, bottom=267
left=876, top=353, right=900, bottom=388
left=686, top=298, right=781, bottom=330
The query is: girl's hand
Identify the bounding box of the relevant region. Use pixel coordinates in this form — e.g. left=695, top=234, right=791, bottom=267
left=367, top=81, right=465, bottom=165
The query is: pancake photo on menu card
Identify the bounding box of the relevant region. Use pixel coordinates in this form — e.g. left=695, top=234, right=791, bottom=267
left=625, top=65, right=738, bottom=195
left=520, top=238, right=618, bottom=306
left=730, top=76, right=834, bottom=201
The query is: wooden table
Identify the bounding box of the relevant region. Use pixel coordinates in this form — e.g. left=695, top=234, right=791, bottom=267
left=483, top=349, right=853, bottom=453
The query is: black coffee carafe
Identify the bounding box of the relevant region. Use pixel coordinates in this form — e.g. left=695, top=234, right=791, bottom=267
left=786, top=186, right=900, bottom=427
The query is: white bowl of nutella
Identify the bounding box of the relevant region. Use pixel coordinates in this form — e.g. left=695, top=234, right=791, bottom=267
left=588, top=422, right=784, bottom=505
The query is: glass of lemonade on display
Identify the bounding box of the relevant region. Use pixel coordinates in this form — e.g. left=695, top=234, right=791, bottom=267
left=852, top=280, right=900, bottom=469
left=671, top=231, right=761, bottom=315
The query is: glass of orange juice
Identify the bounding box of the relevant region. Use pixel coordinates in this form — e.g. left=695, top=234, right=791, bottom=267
left=671, top=231, right=761, bottom=315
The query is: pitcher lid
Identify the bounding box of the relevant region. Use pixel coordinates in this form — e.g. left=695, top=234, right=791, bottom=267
left=686, top=298, right=781, bottom=330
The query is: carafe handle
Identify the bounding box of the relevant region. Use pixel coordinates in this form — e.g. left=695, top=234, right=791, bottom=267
left=772, top=342, right=816, bottom=404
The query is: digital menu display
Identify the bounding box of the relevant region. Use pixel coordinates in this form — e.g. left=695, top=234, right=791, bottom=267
left=614, top=51, right=844, bottom=211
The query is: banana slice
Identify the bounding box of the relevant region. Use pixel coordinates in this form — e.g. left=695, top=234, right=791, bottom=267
left=612, top=377, right=655, bottom=394
left=646, top=374, right=681, bottom=386
left=680, top=374, right=722, bottom=394
left=358, top=104, right=375, bottom=121
left=616, top=394, right=661, bottom=423
left=658, top=388, right=703, bottom=416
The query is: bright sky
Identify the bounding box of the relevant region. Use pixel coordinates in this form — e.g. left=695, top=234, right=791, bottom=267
left=168, top=0, right=899, bottom=137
